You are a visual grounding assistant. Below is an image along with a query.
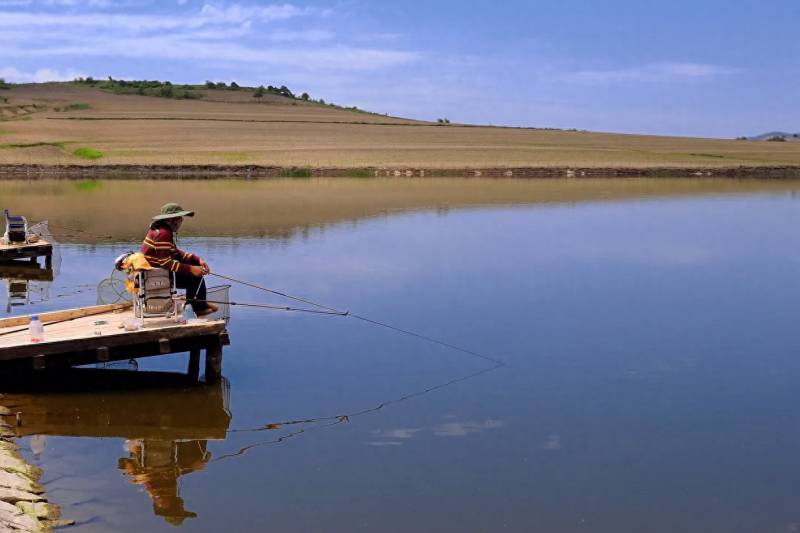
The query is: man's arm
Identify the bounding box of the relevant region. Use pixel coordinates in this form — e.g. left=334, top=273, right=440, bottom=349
left=176, top=249, right=202, bottom=266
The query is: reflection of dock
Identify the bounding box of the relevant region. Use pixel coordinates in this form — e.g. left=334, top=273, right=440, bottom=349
left=0, top=304, right=230, bottom=382
left=0, top=261, right=54, bottom=313
left=0, top=369, right=232, bottom=527
left=3, top=369, right=231, bottom=440
left=0, top=240, right=52, bottom=268
left=0, top=262, right=53, bottom=283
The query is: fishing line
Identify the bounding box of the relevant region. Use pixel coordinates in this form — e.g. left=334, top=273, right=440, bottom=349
left=227, top=363, right=501, bottom=435
left=202, top=271, right=507, bottom=461
left=214, top=363, right=503, bottom=462
left=208, top=272, right=504, bottom=366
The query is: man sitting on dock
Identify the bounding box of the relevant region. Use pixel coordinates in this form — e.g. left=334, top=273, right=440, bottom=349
left=141, top=203, right=217, bottom=316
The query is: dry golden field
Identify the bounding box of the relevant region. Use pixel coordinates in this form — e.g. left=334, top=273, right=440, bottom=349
left=2, top=83, right=800, bottom=168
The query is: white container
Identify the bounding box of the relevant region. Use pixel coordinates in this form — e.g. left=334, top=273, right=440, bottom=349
left=183, top=304, right=197, bottom=322
left=123, top=318, right=143, bottom=331
left=29, top=315, right=44, bottom=343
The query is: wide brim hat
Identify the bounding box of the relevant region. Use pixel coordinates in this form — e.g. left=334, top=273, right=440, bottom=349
left=152, top=202, right=195, bottom=221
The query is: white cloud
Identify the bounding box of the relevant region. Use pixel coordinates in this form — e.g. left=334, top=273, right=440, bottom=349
left=0, top=66, right=85, bottom=82
left=268, top=29, right=333, bottom=43
left=198, top=3, right=309, bottom=24
left=5, top=37, right=419, bottom=70
left=0, top=0, right=116, bottom=5
left=0, top=3, right=309, bottom=30
left=566, top=62, right=741, bottom=84
left=0, top=3, right=420, bottom=72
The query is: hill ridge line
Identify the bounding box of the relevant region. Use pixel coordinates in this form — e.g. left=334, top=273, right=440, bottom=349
left=2, top=164, right=800, bottom=179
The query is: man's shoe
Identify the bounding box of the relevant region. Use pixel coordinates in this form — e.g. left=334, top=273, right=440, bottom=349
left=195, top=303, right=219, bottom=317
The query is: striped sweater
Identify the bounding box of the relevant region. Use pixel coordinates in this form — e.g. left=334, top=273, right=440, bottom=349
left=140, top=224, right=200, bottom=275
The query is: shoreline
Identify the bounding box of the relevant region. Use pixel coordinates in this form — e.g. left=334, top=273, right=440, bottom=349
left=0, top=420, right=71, bottom=532
left=1, top=164, right=800, bottom=179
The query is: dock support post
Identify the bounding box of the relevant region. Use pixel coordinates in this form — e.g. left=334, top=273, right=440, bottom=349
left=188, top=349, right=201, bottom=381
left=205, top=342, right=223, bottom=383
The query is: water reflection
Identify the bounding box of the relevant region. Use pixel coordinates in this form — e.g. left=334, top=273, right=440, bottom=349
left=0, top=369, right=231, bottom=527
left=368, top=418, right=505, bottom=445
left=0, top=261, right=53, bottom=312
left=119, top=439, right=211, bottom=525
left=2, top=177, right=800, bottom=243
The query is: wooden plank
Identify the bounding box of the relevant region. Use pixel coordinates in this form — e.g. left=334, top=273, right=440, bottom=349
left=0, top=321, right=226, bottom=360
left=205, top=342, right=223, bottom=383
left=96, top=346, right=109, bottom=362
left=47, top=334, right=224, bottom=369
left=0, top=302, right=132, bottom=329
left=0, top=240, right=51, bottom=253
left=158, top=338, right=170, bottom=354
left=188, top=349, right=201, bottom=380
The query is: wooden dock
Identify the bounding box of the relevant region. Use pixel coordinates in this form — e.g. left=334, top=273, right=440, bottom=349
left=0, top=240, right=53, bottom=268
left=0, top=304, right=229, bottom=381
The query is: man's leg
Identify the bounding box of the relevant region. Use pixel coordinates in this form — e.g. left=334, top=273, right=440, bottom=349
left=175, top=273, right=208, bottom=312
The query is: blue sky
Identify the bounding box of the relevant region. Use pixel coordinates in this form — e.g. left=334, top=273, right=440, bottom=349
left=0, top=0, right=797, bottom=137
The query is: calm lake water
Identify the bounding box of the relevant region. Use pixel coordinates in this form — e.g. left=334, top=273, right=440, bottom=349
left=2, top=178, right=800, bottom=532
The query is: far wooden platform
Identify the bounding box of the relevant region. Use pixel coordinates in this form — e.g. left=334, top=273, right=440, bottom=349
left=0, top=303, right=229, bottom=381
left=0, top=239, right=52, bottom=267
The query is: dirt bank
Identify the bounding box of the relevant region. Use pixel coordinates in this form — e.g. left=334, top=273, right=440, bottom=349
left=0, top=417, right=72, bottom=532
left=2, top=164, right=800, bottom=179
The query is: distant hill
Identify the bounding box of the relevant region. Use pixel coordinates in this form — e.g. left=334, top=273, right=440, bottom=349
left=3, top=81, right=800, bottom=171
left=748, top=132, right=800, bottom=141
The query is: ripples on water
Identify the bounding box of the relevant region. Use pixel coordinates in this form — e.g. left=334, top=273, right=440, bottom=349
left=1, top=178, right=800, bottom=532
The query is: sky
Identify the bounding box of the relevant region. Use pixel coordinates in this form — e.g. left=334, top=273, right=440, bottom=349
left=0, top=0, right=798, bottom=138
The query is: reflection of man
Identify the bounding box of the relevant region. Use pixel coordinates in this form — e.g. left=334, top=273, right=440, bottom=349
left=118, top=439, right=211, bottom=526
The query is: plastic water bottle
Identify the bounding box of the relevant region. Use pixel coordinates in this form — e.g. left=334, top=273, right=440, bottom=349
left=29, top=315, right=44, bottom=343
left=183, top=304, right=197, bottom=322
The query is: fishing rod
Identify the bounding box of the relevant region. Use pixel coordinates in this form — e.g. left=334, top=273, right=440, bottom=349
left=181, top=297, right=348, bottom=316
left=208, top=272, right=504, bottom=366
left=208, top=272, right=347, bottom=315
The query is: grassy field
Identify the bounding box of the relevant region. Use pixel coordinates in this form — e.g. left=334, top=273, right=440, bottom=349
left=1, top=82, right=800, bottom=169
